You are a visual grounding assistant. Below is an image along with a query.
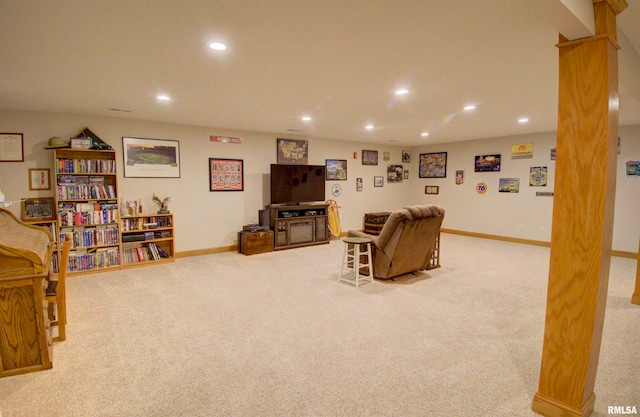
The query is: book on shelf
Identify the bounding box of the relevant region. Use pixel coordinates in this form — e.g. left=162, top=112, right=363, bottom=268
left=46, top=280, right=58, bottom=296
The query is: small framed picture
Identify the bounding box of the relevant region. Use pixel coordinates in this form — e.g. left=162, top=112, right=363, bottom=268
left=326, top=159, right=347, bottom=180
left=362, top=150, right=378, bottom=166
left=425, top=186, right=439, bottom=195
left=402, top=150, right=411, bottom=163
left=0, top=133, right=24, bottom=162
left=28, top=168, right=51, bottom=190
left=374, top=176, right=384, bottom=187
left=277, top=138, right=308, bottom=164
left=22, top=197, right=55, bottom=221
left=419, top=152, right=447, bottom=178
left=209, top=158, right=244, bottom=191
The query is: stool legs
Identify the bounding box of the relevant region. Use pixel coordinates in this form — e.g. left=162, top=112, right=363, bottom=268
left=338, top=240, right=373, bottom=287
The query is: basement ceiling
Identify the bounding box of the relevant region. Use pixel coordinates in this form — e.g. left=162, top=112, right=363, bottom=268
left=1, top=0, right=639, bottom=146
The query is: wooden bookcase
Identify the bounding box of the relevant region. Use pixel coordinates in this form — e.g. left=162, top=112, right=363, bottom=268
left=54, top=149, right=120, bottom=274
left=121, top=214, right=175, bottom=267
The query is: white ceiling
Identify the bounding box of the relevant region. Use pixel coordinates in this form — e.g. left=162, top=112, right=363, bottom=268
left=1, top=0, right=639, bottom=146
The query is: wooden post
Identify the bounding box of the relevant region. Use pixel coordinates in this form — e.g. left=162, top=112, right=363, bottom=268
left=632, top=235, right=640, bottom=305
left=532, top=1, right=627, bottom=416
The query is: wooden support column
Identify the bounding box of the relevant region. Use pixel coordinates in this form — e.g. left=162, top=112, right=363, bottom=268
left=532, top=1, right=627, bottom=417
left=632, top=235, right=640, bottom=305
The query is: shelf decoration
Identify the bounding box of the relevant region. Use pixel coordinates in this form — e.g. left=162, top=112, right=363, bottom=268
left=152, top=193, right=171, bottom=213
left=122, top=137, right=181, bottom=178
left=209, top=158, right=244, bottom=191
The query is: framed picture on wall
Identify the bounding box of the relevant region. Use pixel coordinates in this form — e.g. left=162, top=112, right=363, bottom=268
left=326, top=159, right=347, bottom=180
left=0, top=133, right=24, bottom=162
left=209, top=158, right=244, bottom=191
left=474, top=154, right=501, bottom=172
left=277, top=138, right=308, bottom=164
left=419, top=152, right=447, bottom=178
left=374, top=176, right=384, bottom=187
left=362, top=150, right=378, bottom=166
left=28, top=168, right=51, bottom=190
left=122, top=137, right=181, bottom=178
left=22, top=197, right=55, bottom=221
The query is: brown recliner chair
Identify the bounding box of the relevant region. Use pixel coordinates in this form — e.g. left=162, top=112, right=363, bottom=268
left=347, top=205, right=444, bottom=279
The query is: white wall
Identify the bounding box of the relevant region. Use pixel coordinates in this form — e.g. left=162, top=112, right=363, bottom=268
left=411, top=127, right=640, bottom=252
left=1, top=110, right=637, bottom=253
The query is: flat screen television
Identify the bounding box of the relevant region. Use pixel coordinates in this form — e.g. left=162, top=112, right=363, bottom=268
left=270, top=164, right=326, bottom=205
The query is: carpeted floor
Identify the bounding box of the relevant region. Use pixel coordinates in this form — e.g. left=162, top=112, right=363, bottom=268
left=0, top=233, right=638, bottom=417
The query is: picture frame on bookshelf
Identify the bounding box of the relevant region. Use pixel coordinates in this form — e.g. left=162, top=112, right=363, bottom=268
left=22, top=197, right=55, bottom=221
left=0, top=133, right=24, bottom=162
left=122, top=137, right=181, bottom=178
left=28, top=168, right=51, bottom=190
left=209, top=158, right=244, bottom=191
left=419, top=152, right=447, bottom=178
left=277, top=138, right=308, bottom=164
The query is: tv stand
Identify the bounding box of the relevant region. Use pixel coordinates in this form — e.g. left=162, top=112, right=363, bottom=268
left=268, top=203, right=329, bottom=250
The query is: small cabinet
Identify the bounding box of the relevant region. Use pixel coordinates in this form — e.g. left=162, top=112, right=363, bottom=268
left=238, top=231, right=274, bottom=255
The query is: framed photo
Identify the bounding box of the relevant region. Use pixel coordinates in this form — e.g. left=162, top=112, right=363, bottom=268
left=28, top=168, right=51, bottom=190
left=499, top=178, right=520, bottom=193
left=0, top=133, right=24, bottom=162
left=22, top=197, right=55, bottom=221
left=374, top=176, right=384, bottom=187
left=122, top=137, right=180, bottom=178
left=529, top=166, right=548, bottom=186
left=277, top=138, right=308, bottom=164
left=402, top=150, right=411, bottom=163
left=362, top=150, right=378, bottom=166
left=419, top=152, right=447, bottom=178
left=326, top=159, right=347, bottom=180
left=387, top=164, right=403, bottom=183
left=474, top=154, right=501, bottom=172
left=356, top=177, right=363, bottom=191
left=209, top=158, right=244, bottom=191
left=425, top=186, right=439, bottom=195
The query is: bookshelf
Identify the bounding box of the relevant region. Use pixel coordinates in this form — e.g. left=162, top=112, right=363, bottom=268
left=54, top=149, right=120, bottom=274
left=121, top=213, right=174, bottom=267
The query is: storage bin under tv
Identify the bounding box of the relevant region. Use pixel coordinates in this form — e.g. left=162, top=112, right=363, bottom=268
left=268, top=203, right=329, bottom=250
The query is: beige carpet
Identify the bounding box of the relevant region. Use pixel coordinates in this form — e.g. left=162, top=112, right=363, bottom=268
left=0, top=234, right=638, bottom=417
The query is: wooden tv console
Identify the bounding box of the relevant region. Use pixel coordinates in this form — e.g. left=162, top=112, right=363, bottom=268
left=267, top=204, right=329, bottom=250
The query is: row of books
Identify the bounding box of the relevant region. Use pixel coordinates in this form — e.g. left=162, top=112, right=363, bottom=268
left=57, top=184, right=116, bottom=200
left=56, top=158, right=116, bottom=174
left=122, top=242, right=170, bottom=263
left=59, top=209, right=119, bottom=226
left=121, top=216, right=173, bottom=230
left=68, top=247, right=120, bottom=272
left=59, top=225, right=119, bottom=248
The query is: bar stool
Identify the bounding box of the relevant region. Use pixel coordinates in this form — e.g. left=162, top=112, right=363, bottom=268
left=338, top=237, right=374, bottom=287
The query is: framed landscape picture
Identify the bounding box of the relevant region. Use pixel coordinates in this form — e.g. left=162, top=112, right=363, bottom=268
left=326, top=159, right=347, bottom=180
left=419, top=152, right=447, bottom=178
left=209, top=158, right=244, bottom=191
left=122, top=137, right=181, bottom=178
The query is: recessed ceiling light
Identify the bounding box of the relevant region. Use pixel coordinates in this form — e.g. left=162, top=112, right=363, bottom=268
left=365, top=124, right=374, bottom=130
left=518, top=118, right=530, bottom=123
left=302, top=116, right=311, bottom=121
left=421, top=132, right=429, bottom=137
left=157, top=95, right=171, bottom=101
left=395, top=89, right=409, bottom=95
left=463, top=105, right=476, bottom=111
left=209, top=42, right=227, bottom=51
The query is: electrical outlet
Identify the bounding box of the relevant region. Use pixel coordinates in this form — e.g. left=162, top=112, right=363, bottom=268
left=518, top=224, right=524, bottom=231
